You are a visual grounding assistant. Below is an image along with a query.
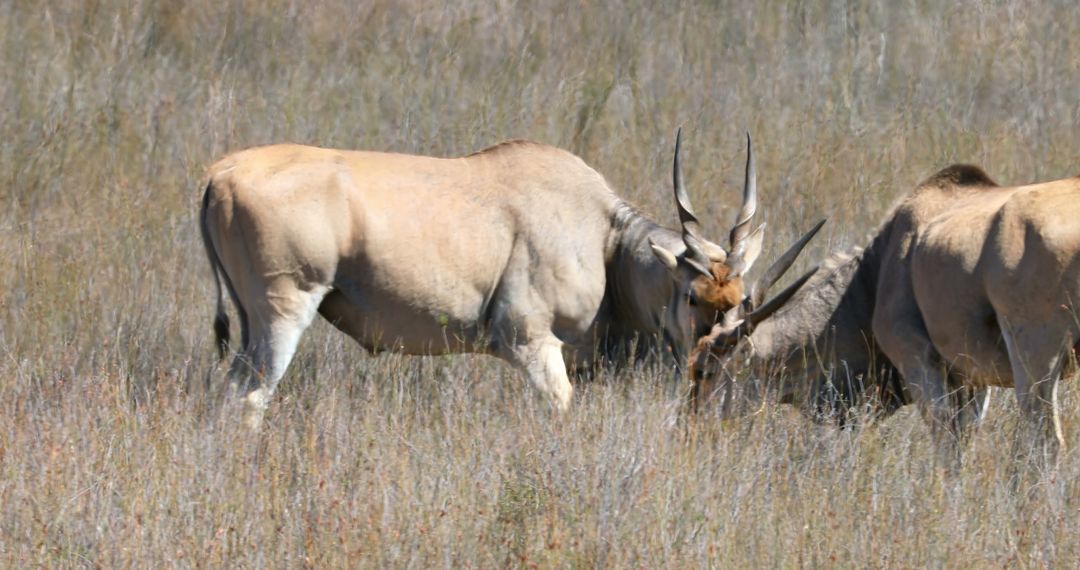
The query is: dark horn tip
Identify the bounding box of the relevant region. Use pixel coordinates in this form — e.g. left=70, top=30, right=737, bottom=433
left=805, top=218, right=828, bottom=239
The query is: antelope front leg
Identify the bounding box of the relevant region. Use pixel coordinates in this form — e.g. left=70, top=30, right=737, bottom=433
left=1000, top=321, right=1068, bottom=463
left=513, top=337, right=573, bottom=412
left=874, top=267, right=970, bottom=465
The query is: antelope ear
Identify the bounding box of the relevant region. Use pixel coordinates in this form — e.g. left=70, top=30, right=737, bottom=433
left=649, top=239, right=679, bottom=273
left=729, top=223, right=766, bottom=277
left=739, top=223, right=766, bottom=274
left=698, top=238, right=728, bottom=263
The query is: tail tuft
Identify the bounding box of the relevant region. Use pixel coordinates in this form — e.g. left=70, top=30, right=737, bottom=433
left=213, top=312, right=231, bottom=362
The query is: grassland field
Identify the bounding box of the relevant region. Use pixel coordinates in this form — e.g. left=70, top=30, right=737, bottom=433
left=1, top=0, right=1079, bottom=567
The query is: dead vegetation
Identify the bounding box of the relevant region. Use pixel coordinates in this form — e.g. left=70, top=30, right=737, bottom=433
left=0, top=0, right=1077, bottom=566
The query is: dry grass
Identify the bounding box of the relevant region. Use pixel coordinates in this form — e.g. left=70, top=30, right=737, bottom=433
left=1, top=0, right=1078, bottom=566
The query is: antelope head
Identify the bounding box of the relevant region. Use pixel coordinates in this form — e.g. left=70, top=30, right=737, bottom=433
left=649, top=130, right=766, bottom=364
left=687, top=218, right=826, bottom=414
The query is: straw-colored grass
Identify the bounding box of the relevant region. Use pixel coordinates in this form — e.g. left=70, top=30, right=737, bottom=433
left=1, top=0, right=1077, bottom=566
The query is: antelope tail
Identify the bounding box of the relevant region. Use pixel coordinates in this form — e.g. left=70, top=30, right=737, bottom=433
left=199, top=181, right=243, bottom=361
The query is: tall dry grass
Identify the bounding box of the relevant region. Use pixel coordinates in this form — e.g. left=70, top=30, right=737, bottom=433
left=0, top=0, right=1078, bottom=566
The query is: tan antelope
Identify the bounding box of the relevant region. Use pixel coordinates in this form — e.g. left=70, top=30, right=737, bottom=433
left=200, top=131, right=767, bottom=427
left=691, top=164, right=1080, bottom=457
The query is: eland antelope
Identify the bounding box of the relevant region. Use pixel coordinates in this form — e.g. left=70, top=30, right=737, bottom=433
left=691, top=164, right=1080, bottom=458
left=200, top=132, right=766, bottom=427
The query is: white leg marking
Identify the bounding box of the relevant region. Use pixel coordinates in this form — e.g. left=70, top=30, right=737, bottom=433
left=237, top=286, right=328, bottom=429
left=519, top=339, right=573, bottom=412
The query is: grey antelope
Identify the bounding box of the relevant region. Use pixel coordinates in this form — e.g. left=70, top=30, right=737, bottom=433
left=691, top=164, right=1080, bottom=458
left=200, top=131, right=767, bottom=427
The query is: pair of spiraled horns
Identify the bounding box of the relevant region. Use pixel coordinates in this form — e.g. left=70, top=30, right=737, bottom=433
left=672, top=129, right=824, bottom=326
left=670, top=128, right=761, bottom=279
